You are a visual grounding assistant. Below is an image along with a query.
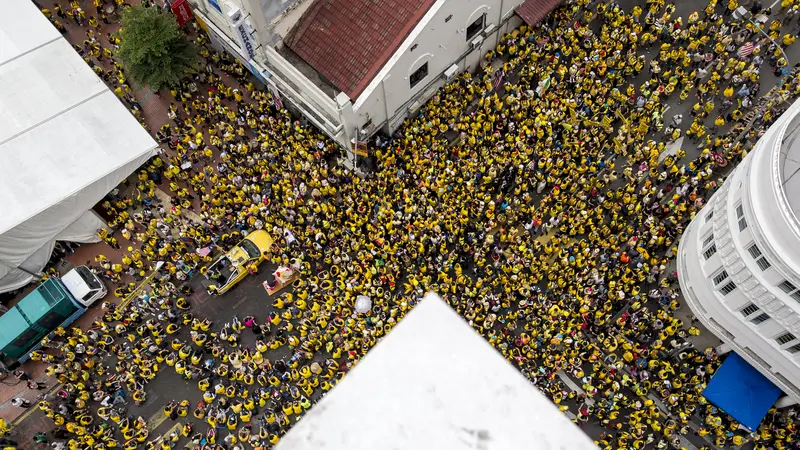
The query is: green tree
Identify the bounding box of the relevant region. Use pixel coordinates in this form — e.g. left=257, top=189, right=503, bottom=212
left=116, top=5, right=199, bottom=90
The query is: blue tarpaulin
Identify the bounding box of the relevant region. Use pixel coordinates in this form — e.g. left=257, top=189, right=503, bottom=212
left=703, top=353, right=782, bottom=430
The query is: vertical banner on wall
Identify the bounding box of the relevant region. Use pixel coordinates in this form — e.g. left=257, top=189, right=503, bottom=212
left=171, top=0, right=194, bottom=26
left=231, top=17, right=257, bottom=61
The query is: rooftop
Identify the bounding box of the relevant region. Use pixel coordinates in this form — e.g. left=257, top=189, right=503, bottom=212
left=276, top=293, right=597, bottom=450
left=284, top=0, right=436, bottom=100
left=780, top=101, right=800, bottom=222
left=516, top=0, right=564, bottom=26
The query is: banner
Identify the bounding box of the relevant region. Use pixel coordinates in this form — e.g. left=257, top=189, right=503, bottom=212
left=233, top=19, right=257, bottom=60
left=171, top=0, right=193, bottom=27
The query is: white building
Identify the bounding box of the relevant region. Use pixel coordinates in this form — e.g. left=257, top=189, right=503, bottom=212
left=276, top=293, right=597, bottom=450
left=678, top=98, right=800, bottom=406
left=0, top=0, right=158, bottom=293
left=186, top=0, right=562, bottom=161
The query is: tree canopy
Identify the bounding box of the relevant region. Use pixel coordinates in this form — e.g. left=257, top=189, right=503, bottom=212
left=115, top=5, right=199, bottom=91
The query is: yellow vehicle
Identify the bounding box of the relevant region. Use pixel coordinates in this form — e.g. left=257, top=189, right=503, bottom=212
left=205, top=230, right=273, bottom=295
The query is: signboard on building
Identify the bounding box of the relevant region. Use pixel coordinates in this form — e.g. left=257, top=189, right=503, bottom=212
left=171, top=0, right=193, bottom=26
left=233, top=19, right=256, bottom=60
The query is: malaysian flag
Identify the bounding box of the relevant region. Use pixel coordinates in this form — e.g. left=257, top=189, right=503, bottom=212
left=737, top=42, right=755, bottom=58
left=493, top=70, right=505, bottom=91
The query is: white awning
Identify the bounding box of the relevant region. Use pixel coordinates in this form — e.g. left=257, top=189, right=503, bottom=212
left=0, top=0, right=158, bottom=292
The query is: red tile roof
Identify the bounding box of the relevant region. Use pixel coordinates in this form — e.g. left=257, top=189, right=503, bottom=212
left=516, top=0, right=562, bottom=26
left=284, top=0, right=437, bottom=100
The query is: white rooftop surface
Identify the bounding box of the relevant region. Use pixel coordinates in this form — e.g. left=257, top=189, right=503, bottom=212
left=0, top=0, right=157, bottom=257
left=277, top=293, right=597, bottom=450
left=781, top=103, right=800, bottom=221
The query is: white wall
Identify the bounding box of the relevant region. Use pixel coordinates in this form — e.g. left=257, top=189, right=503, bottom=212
left=353, top=0, right=523, bottom=134
left=678, top=98, right=800, bottom=402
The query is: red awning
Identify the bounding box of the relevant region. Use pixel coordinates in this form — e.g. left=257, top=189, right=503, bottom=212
left=516, top=0, right=563, bottom=26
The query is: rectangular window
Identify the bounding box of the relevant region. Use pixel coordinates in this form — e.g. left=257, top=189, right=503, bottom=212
left=741, top=303, right=760, bottom=317
left=703, top=244, right=717, bottom=260
left=736, top=204, right=744, bottom=218
left=739, top=216, right=748, bottom=231
left=748, top=244, right=772, bottom=271
left=410, top=62, right=428, bottom=89
left=779, top=280, right=798, bottom=294
left=777, top=280, right=800, bottom=304
left=751, top=312, right=771, bottom=324
left=703, top=234, right=714, bottom=248
left=466, top=14, right=486, bottom=40
left=788, top=343, right=800, bottom=354
left=719, top=281, right=737, bottom=295
left=777, top=332, right=797, bottom=345
left=705, top=210, right=714, bottom=223
left=713, top=270, right=729, bottom=286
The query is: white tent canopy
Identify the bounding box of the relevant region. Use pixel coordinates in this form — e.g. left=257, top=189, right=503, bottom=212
left=277, top=294, right=597, bottom=450
left=0, top=0, right=158, bottom=292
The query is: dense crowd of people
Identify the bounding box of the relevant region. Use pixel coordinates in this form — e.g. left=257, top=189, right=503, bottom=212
left=14, top=0, right=800, bottom=448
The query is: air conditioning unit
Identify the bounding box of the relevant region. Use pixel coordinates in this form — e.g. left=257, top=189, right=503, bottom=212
left=470, top=35, right=484, bottom=49
left=483, top=24, right=496, bottom=35
left=442, top=64, right=459, bottom=82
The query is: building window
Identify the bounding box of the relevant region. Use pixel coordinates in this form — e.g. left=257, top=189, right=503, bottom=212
left=776, top=332, right=797, bottom=346
left=740, top=303, right=760, bottom=317
left=445, top=14, right=452, bottom=22
left=736, top=203, right=748, bottom=231
left=466, top=14, right=485, bottom=40
left=706, top=210, right=714, bottom=223
left=719, top=281, right=737, bottom=295
left=713, top=270, right=729, bottom=286
left=777, top=280, right=800, bottom=303
left=747, top=244, right=772, bottom=271
left=703, top=234, right=714, bottom=248
left=779, top=280, right=797, bottom=294
left=409, top=63, right=428, bottom=89
left=751, top=312, right=771, bottom=325
left=788, top=343, right=800, bottom=354
left=703, top=244, right=717, bottom=260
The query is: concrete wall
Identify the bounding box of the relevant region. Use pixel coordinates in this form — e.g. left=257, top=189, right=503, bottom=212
left=352, top=0, right=523, bottom=135
left=678, top=98, right=800, bottom=402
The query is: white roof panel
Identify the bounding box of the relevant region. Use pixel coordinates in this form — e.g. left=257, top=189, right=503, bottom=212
left=0, top=38, right=107, bottom=143
left=0, top=92, right=158, bottom=234
left=0, top=0, right=157, bottom=291
left=277, top=293, right=597, bottom=450
left=0, top=0, right=61, bottom=64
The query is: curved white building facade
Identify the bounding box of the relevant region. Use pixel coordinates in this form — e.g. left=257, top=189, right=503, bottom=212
left=678, top=98, right=800, bottom=403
